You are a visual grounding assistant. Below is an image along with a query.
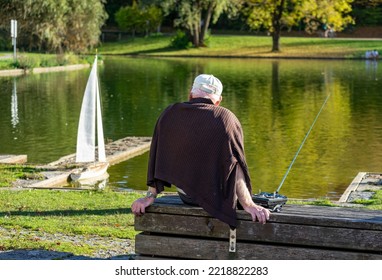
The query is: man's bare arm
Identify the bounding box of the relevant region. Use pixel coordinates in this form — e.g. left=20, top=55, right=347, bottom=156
left=235, top=166, right=270, bottom=224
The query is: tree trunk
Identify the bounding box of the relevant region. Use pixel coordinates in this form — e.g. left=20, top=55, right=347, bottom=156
left=200, top=2, right=214, bottom=47
left=192, top=22, right=200, bottom=47
left=272, top=31, right=280, bottom=52
left=271, top=0, right=285, bottom=52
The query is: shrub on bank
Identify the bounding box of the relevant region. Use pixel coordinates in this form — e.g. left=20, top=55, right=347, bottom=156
left=0, top=53, right=91, bottom=71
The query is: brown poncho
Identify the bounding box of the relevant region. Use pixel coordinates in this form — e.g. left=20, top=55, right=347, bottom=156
left=147, top=98, right=252, bottom=227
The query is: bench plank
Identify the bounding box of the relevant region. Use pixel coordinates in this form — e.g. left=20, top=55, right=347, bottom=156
left=135, top=234, right=382, bottom=260
left=146, top=196, right=382, bottom=230
left=135, top=212, right=382, bottom=252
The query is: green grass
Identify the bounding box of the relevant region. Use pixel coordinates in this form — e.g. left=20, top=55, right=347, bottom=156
left=289, top=198, right=338, bottom=207
left=0, top=57, right=15, bottom=70
left=0, top=165, right=44, bottom=188
left=0, top=189, right=142, bottom=256
left=289, top=190, right=382, bottom=210
left=351, top=190, right=382, bottom=210
left=98, top=34, right=382, bottom=59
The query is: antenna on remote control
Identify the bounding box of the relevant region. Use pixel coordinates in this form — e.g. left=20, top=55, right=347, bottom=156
left=253, top=91, right=332, bottom=212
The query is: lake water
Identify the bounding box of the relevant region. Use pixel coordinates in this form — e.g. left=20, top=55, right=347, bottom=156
left=0, top=56, right=381, bottom=199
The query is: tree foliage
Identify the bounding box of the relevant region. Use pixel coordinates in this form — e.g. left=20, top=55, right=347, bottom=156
left=156, top=0, right=243, bottom=47
left=115, top=2, right=163, bottom=37
left=104, top=0, right=134, bottom=27
left=244, top=0, right=354, bottom=52
left=0, top=0, right=108, bottom=53
left=352, top=0, right=382, bottom=25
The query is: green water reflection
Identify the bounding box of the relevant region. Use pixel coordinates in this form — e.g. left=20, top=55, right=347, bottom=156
left=0, top=57, right=381, bottom=199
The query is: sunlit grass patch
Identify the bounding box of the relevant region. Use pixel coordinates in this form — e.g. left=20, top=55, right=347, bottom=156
left=0, top=189, right=143, bottom=256
left=98, top=34, right=381, bottom=59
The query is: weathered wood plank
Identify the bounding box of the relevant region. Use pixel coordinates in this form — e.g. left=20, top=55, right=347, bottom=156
left=267, top=212, right=382, bottom=231
left=275, top=205, right=382, bottom=219
left=135, top=213, right=229, bottom=239
left=147, top=196, right=382, bottom=231
left=152, top=195, right=381, bottom=218
left=135, top=212, right=382, bottom=252
left=28, top=171, right=73, bottom=189
left=135, top=234, right=382, bottom=260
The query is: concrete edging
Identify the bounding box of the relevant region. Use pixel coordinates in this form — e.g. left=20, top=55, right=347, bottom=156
left=0, top=154, right=27, bottom=164
left=338, top=172, right=367, bottom=203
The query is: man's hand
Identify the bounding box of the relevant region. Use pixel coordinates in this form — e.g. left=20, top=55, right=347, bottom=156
left=131, top=197, right=155, bottom=216
left=243, top=204, right=271, bottom=224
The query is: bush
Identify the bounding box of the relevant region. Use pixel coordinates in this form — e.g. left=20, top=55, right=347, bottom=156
left=40, top=56, right=59, bottom=67
left=170, top=30, right=192, bottom=49
left=202, top=30, right=211, bottom=47
left=55, top=53, right=71, bottom=66
left=13, top=55, right=40, bottom=69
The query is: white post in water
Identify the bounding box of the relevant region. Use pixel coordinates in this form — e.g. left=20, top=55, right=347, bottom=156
left=10, top=19, right=17, bottom=62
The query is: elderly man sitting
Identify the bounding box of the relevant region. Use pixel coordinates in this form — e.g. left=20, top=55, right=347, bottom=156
left=131, top=74, right=270, bottom=227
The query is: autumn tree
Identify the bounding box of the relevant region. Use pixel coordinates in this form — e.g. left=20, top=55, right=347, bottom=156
left=244, top=0, right=354, bottom=52
left=0, top=0, right=108, bottom=53
left=155, top=0, right=243, bottom=47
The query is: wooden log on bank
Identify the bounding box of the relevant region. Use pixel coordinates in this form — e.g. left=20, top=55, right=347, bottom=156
left=4, top=137, right=151, bottom=189
left=0, top=155, right=27, bottom=164
left=134, top=195, right=382, bottom=260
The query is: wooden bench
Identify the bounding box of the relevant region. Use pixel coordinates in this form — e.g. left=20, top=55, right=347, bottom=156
left=134, top=195, right=382, bottom=260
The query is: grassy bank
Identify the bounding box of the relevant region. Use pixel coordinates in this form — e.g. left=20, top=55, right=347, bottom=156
left=1, top=35, right=380, bottom=72
left=98, top=34, right=381, bottom=59
left=0, top=52, right=93, bottom=71
left=0, top=189, right=141, bottom=257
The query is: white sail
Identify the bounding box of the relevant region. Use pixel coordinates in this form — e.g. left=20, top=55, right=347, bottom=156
left=75, top=56, right=106, bottom=163
left=96, top=76, right=106, bottom=162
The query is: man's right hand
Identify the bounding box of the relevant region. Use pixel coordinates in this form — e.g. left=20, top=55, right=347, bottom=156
left=243, top=204, right=271, bottom=224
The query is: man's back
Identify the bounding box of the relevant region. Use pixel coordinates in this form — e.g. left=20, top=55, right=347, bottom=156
left=147, top=98, right=251, bottom=227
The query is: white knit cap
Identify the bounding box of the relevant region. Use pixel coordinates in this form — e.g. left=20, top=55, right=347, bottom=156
left=191, top=74, right=223, bottom=96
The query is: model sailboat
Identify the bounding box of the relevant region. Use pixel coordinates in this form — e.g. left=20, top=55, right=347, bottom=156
left=70, top=55, right=109, bottom=182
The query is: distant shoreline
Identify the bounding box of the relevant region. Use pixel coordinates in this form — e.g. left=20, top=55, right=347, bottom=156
left=0, top=34, right=380, bottom=77
left=0, top=63, right=90, bottom=77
